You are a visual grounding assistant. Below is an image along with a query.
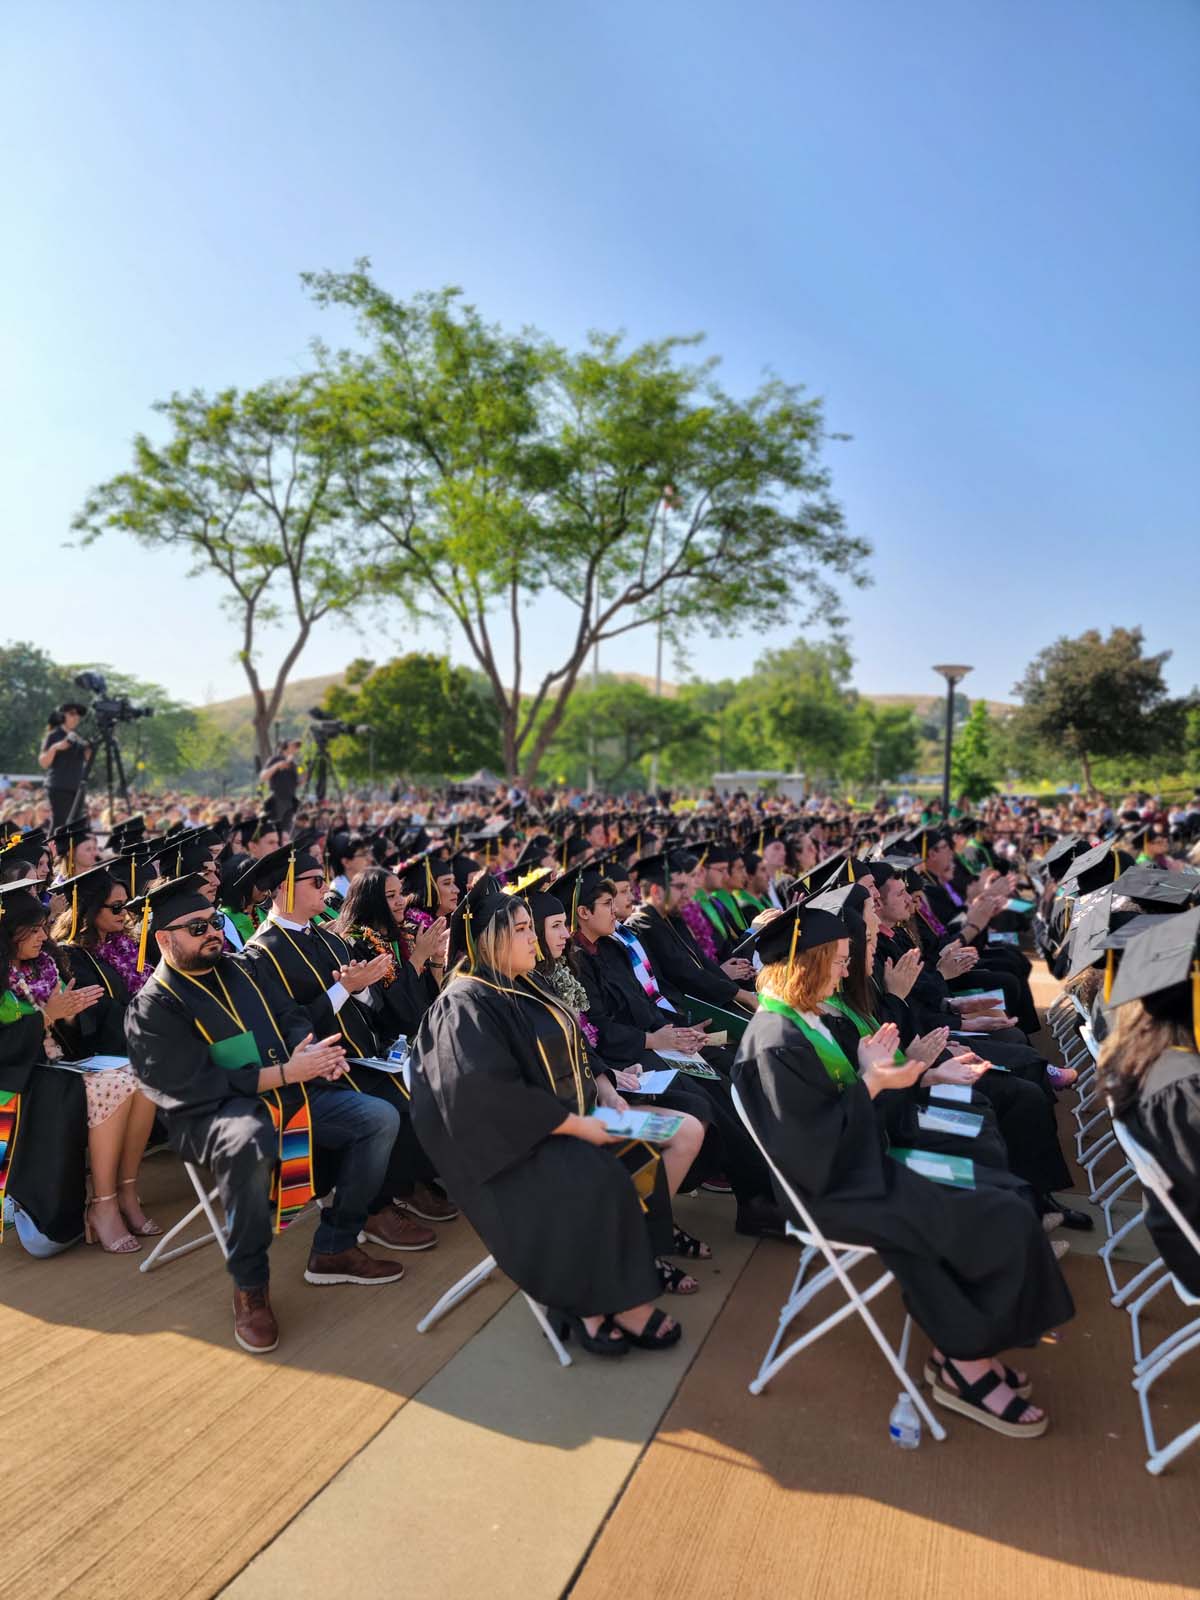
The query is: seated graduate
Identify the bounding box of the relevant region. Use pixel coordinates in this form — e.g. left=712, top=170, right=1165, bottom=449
left=238, top=844, right=448, bottom=1246
left=523, top=874, right=709, bottom=1294
left=324, top=829, right=374, bottom=912
left=52, top=864, right=162, bottom=1246
left=409, top=877, right=684, bottom=1355
left=625, top=851, right=757, bottom=1024
left=123, top=874, right=406, bottom=1356
left=216, top=850, right=269, bottom=951
left=0, top=878, right=97, bottom=1254
left=567, top=860, right=786, bottom=1240
left=732, top=900, right=1075, bottom=1439
left=1101, top=906, right=1200, bottom=1294
left=326, top=864, right=448, bottom=1041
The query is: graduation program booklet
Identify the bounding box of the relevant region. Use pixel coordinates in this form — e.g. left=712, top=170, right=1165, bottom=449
left=629, top=1068, right=678, bottom=1095
left=590, top=1106, right=685, bottom=1143
left=52, top=1055, right=131, bottom=1074
left=888, top=1147, right=977, bottom=1189
left=917, top=1105, right=984, bottom=1139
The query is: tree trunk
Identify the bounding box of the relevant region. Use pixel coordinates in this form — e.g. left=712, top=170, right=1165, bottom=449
left=1080, top=748, right=1094, bottom=794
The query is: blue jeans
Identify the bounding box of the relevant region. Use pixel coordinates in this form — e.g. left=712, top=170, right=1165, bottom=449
left=175, top=1087, right=400, bottom=1290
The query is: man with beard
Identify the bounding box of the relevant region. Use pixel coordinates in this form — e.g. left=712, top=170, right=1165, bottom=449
left=124, top=875, right=405, bottom=1356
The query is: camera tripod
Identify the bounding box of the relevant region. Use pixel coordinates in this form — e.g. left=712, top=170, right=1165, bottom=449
left=65, top=719, right=132, bottom=826
left=301, top=735, right=345, bottom=805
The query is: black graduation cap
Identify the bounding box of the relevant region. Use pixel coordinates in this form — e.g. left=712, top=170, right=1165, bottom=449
left=2, top=825, right=48, bottom=860
left=631, top=851, right=670, bottom=887
left=804, top=882, right=872, bottom=922
left=219, top=851, right=257, bottom=909
left=791, top=850, right=848, bottom=898
left=250, top=840, right=322, bottom=908
left=399, top=846, right=453, bottom=910
left=125, top=872, right=214, bottom=971
left=1111, top=866, right=1200, bottom=913
left=106, top=815, right=146, bottom=850
left=554, top=862, right=606, bottom=926
left=1106, top=905, right=1200, bottom=1030
left=1039, top=834, right=1087, bottom=880
left=1063, top=840, right=1136, bottom=897
left=733, top=901, right=848, bottom=967
left=513, top=834, right=554, bottom=873
left=54, top=862, right=122, bottom=939
left=1064, top=889, right=1126, bottom=979
left=446, top=872, right=511, bottom=968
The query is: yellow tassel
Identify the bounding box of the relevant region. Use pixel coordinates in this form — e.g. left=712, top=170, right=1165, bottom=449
left=70, top=886, right=78, bottom=942
left=921, top=833, right=928, bottom=862
left=1104, top=947, right=1115, bottom=1003
left=1193, top=961, right=1200, bottom=1055
left=136, top=902, right=150, bottom=972
left=1112, top=847, right=1121, bottom=882
left=464, top=906, right=475, bottom=968
left=788, top=911, right=801, bottom=970
left=129, top=860, right=137, bottom=897
left=424, top=856, right=434, bottom=908
left=758, top=829, right=764, bottom=854
left=285, top=850, right=296, bottom=916
left=67, top=842, right=75, bottom=876
left=847, top=857, right=855, bottom=883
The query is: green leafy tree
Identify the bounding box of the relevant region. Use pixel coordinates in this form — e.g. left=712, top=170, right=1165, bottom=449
left=1013, top=627, right=1179, bottom=792
left=534, top=677, right=705, bottom=789
left=661, top=678, right=766, bottom=784
left=320, top=654, right=502, bottom=780
left=843, top=701, right=922, bottom=788
left=950, top=700, right=999, bottom=802
left=0, top=641, right=77, bottom=773
left=306, top=264, right=870, bottom=782
left=74, top=378, right=379, bottom=762
left=745, top=638, right=857, bottom=780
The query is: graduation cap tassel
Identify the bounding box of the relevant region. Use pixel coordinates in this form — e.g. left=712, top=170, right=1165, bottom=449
left=1104, top=947, right=1115, bottom=1004
left=921, top=833, right=928, bottom=863
left=787, top=910, right=801, bottom=972
left=129, top=859, right=136, bottom=898
left=424, top=856, right=434, bottom=909
left=1112, top=847, right=1121, bottom=882
left=136, top=902, right=150, bottom=973
left=285, top=849, right=296, bottom=916
left=70, top=886, right=79, bottom=943
left=847, top=857, right=856, bottom=883
left=464, top=906, right=475, bottom=969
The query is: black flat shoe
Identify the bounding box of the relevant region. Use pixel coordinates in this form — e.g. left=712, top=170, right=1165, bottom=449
left=612, top=1307, right=682, bottom=1350
left=552, top=1311, right=630, bottom=1356
left=1055, top=1204, right=1095, bottom=1232
left=734, top=1196, right=788, bottom=1238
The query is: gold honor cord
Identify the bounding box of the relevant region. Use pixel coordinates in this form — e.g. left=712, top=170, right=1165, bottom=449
left=161, top=960, right=289, bottom=1055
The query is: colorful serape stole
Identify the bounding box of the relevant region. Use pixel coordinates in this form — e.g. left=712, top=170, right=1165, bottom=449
left=0, top=1091, right=20, bottom=1242
left=264, top=1085, right=315, bottom=1232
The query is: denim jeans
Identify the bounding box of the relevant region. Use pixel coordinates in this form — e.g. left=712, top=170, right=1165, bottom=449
left=308, top=1083, right=400, bottom=1256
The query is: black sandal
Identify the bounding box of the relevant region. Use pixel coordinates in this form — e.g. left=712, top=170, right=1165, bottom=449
left=552, top=1311, right=630, bottom=1357
left=932, top=1358, right=1047, bottom=1437
left=613, top=1306, right=682, bottom=1351
left=924, top=1354, right=1031, bottom=1398
left=671, top=1225, right=712, bottom=1260
left=656, top=1256, right=700, bottom=1295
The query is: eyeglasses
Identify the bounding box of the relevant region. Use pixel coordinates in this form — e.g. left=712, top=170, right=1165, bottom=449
left=102, top=900, right=128, bottom=913
left=165, top=913, right=225, bottom=938
left=296, top=873, right=325, bottom=888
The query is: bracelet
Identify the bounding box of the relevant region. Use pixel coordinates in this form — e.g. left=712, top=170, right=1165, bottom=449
left=279, top=1059, right=288, bottom=1086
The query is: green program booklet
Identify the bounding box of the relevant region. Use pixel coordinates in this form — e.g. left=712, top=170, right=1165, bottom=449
left=590, top=1107, right=685, bottom=1143
left=888, top=1147, right=977, bottom=1189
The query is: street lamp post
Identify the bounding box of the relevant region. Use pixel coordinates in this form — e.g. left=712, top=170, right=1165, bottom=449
left=932, top=664, right=973, bottom=816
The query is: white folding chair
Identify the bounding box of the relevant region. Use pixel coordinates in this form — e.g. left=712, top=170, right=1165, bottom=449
left=1110, top=1119, right=1200, bottom=1474
left=416, top=1253, right=572, bottom=1367
left=730, top=1084, right=946, bottom=1440
left=140, top=1161, right=229, bottom=1273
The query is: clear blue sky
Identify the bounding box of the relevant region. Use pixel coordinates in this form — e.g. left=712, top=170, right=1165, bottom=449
left=4, top=0, right=1198, bottom=709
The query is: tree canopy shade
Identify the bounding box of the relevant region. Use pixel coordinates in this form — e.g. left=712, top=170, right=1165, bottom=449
left=533, top=676, right=706, bottom=790
left=73, top=379, right=376, bottom=762
left=1012, top=627, right=1179, bottom=792
left=320, top=654, right=502, bottom=781
left=950, top=700, right=1000, bottom=802
left=305, top=263, right=870, bottom=783
left=0, top=642, right=78, bottom=773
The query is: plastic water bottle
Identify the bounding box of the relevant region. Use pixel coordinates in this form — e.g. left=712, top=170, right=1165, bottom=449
left=888, top=1392, right=922, bottom=1449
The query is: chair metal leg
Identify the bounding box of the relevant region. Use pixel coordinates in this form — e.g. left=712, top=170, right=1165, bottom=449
left=139, top=1175, right=229, bottom=1274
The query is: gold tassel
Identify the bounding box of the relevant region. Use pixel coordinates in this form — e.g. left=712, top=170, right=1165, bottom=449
left=1112, top=847, right=1121, bottom=882
left=136, top=902, right=150, bottom=972
left=758, top=828, right=764, bottom=853
left=67, top=842, right=75, bottom=876
left=424, top=856, right=434, bottom=908
left=464, top=906, right=475, bottom=968
left=1192, top=961, right=1200, bottom=1055
left=847, top=857, right=856, bottom=883
left=129, top=859, right=137, bottom=897
left=1104, top=947, right=1115, bottom=1003
left=788, top=911, right=801, bottom=970
left=285, top=849, right=296, bottom=915
left=921, top=833, right=928, bottom=862
left=70, top=886, right=78, bottom=942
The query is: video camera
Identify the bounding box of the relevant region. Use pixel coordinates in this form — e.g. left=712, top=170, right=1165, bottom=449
left=307, top=707, right=370, bottom=744
left=75, top=670, right=155, bottom=727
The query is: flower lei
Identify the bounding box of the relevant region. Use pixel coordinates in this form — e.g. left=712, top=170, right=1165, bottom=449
left=548, top=960, right=599, bottom=1049
left=6, top=951, right=63, bottom=1059
left=682, top=899, right=719, bottom=963
left=96, top=931, right=151, bottom=995
left=351, top=923, right=400, bottom=987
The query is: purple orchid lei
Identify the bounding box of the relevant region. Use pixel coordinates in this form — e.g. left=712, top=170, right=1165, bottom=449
left=96, top=931, right=152, bottom=995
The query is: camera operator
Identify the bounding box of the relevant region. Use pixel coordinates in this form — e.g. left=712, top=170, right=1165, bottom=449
left=37, top=702, right=91, bottom=829
left=261, top=739, right=302, bottom=836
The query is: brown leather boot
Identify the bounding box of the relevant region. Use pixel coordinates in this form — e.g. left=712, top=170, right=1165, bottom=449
left=361, top=1202, right=437, bottom=1251
left=232, top=1285, right=279, bottom=1353
left=304, top=1244, right=406, bottom=1285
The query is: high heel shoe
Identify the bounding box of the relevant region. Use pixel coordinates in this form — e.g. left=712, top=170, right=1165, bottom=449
left=117, top=1178, right=163, bottom=1236
left=84, top=1194, right=141, bottom=1254
left=551, top=1311, right=630, bottom=1357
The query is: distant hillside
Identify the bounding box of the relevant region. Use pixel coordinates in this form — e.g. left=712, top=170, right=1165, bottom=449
left=864, top=693, right=1016, bottom=719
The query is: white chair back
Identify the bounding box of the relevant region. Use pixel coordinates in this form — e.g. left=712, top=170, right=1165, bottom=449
left=1112, top=1116, right=1200, bottom=1265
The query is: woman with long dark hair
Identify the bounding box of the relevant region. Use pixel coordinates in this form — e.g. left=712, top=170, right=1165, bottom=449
left=733, top=901, right=1073, bottom=1438
left=328, top=867, right=447, bottom=1040
left=0, top=881, right=102, bottom=1252
left=52, top=865, right=162, bottom=1239
left=411, top=882, right=684, bottom=1355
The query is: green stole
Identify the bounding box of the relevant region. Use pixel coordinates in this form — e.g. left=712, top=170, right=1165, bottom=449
left=693, top=889, right=731, bottom=941
left=712, top=888, right=748, bottom=932
left=735, top=890, right=766, bottom=915
left=758, top=994, right=858, bottom=1090
left=222, top=906, right=258, bottom=944
left=954, top=851, right=980, bottom=879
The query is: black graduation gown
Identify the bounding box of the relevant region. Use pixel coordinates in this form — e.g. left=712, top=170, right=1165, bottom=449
left=624, top=904, right=741, bottom=1012
left=733, top=1008, right=1075, bottom=1358
left=1126, top=1050, right=1200, bottom=1294
left=0, top=1008, right=88, bottom=1242
left=61, top=945, right=130, bottom=1056
left=410, top=969, right=662, bottom=1316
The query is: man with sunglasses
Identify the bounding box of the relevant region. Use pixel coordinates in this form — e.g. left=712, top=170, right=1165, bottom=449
left=240, top=843, right=445, bottom=1250
left=124, top=874, right=405, bottom=1356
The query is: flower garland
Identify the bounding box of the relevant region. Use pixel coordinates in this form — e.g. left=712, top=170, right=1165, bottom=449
left=96, top=931, right=152, bottom=995
left=681, top=899, right=719, bottom=963
left=547, top=960, right=600, bottom=1049
left=7, top=951, right=63, bottom=1059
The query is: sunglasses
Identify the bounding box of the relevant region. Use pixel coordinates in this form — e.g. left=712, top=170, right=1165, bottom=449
left=165, top=913, right=225, bottom=938
left=102, top=900, right=128, bottom=913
